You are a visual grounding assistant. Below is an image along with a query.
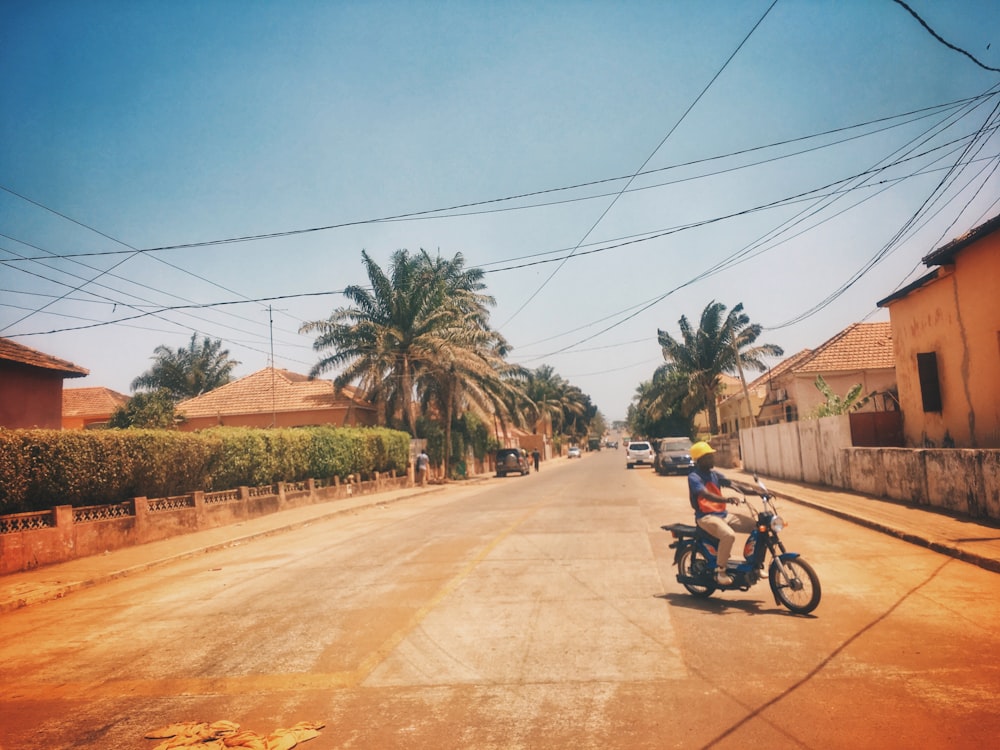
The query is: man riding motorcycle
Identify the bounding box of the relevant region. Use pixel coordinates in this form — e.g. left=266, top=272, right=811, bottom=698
left=687, top=441, right=755, bottom=586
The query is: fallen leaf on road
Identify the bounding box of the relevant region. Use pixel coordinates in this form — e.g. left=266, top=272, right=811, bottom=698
left=144, top=720, right=324, bottom=749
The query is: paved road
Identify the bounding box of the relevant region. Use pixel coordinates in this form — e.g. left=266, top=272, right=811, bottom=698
left=2, top=449, right=999, bottom=749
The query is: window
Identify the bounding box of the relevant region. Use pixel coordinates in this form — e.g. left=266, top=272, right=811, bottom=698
left=916, top=352, right=942, bottom=412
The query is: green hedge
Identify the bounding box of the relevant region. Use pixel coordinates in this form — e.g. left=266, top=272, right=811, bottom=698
left=0, top=426, right=411, bottom=514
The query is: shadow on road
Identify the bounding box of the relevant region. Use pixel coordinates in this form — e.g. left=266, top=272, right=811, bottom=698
left=656, top=592, right=816, bottom=619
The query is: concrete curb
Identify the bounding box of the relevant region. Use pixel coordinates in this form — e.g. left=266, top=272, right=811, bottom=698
left=754, top=482, right=1000, bottom=575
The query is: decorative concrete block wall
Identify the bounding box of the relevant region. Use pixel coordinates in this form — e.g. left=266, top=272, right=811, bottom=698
left=0, top=473, right=410, bottom=575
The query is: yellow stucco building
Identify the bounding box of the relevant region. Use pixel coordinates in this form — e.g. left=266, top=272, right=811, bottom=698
left=877, top=213, right=1000, bottom=448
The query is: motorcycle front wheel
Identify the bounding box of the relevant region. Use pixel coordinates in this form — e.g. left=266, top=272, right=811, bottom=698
left=677, top=546, right=716, bottom=598
left=769, top=557, right=821, bottom=615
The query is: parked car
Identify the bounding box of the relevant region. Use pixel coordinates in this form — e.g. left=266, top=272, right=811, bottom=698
left=655, top=437, right=695, bottom=475
left=495, top=448, right=531, bottom=477
left=567, top=446, right=582, bottom=458
left=625, top=440, right=655, bottom=469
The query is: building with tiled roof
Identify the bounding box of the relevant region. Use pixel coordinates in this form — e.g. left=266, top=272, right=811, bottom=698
left=62, top=387, right=130, bottom=430
left=718, top=322, right=897, bottom=431
left=175, top=367, right=376, bottom=430
left=719, top=349, right=813, bottom=433
left=877, top=212, right=1000, bottom=448
left=0, top=337, right=89, bottom=429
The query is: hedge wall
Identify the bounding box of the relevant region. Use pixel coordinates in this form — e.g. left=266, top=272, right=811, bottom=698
left=0, top=426, right=411, bottom=514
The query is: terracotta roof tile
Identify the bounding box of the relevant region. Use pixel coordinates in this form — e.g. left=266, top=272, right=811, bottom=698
left=62, top=387, right=130, bottom=417
left=0, top=337, right=89, bottom=377
left=794, top=321, right=894, bottom=373
left=742, top=348, right=815, bottom=391
left=176, top=367, right=371, bottom=419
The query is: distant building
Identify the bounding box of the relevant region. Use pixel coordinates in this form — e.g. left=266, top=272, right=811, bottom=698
left=719, top=349, right=814, bottom=433
left=877, top=212, right=1000, bottom=448
left=62, top=387, right=130, bottom=430
left=719, top=322, right=897, bottom=432
left=0, top=337, right=89, bottom=429
left=175, top=367, right=377, bottom=430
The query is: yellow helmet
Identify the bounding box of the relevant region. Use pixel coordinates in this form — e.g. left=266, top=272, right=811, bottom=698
left=689, top=441, right=716, bottom=461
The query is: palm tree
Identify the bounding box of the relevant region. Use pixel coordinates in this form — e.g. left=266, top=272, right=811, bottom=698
left=301, top=249, right=518, bottom=448
left=657, top=301, right=782, bottom=435
left=416, top=322, right=526, bottom=474
left=629, top=368, right=693, bottom=438
left=131, top=333, right=239, bottom=401
left=523, top=365, right=587, bottom=438
left=300, top=250, right=449, bottom=434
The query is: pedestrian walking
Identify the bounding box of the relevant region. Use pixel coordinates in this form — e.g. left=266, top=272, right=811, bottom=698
left=532, top=448, right=541, bottom=471
left=416, top=449, right=430, bottom=486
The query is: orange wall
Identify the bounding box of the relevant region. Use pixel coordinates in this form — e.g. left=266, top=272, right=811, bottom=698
left=0, top=364, right=64, bottom=429
left=178, top=406, right=376, bottom=431
left=887, top=237, right=1000, bottom=448
left=62, top=415, right=112, bottom=430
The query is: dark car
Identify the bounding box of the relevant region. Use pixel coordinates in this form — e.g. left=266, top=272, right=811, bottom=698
left=495, top=448, right=531, bottom=477
left=655, top=437, right=695, bottom=475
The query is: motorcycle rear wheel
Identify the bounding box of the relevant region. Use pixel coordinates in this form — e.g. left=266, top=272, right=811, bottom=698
left=678, top=547, right=716, bottom=598
left=769, top=557, right=821, bottom=615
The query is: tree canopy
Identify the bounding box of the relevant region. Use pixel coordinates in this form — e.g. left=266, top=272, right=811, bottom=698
left=131, top=334, right=239, bottom=402
left=654, top=300, right=783, bottom=435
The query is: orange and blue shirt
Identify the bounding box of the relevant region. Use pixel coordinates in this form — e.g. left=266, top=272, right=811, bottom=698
left=688, top=468, right=732, bottom=518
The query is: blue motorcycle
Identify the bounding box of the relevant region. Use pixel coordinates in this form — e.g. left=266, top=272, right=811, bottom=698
left=662, top=476, right=821, bottom=615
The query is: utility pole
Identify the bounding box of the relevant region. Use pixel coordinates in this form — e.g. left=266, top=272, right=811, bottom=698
left=731, top=328, right=757, bottom=429
left=269, top=305, right=277, bottom=428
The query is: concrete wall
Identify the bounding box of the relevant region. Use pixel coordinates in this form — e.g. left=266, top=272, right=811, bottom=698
left=739, top=417, right=1000, bottom=521
left=0, top=472, right=410, bottom=575
left=740, top=415, right=852, bottom=486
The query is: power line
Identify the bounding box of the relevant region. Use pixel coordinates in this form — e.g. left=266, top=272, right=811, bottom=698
left=6, top=289, right=348, bottom=337
left=487, top=148, right=999, bottom=277
left=0, top=232, right=303, bottom=345
left=499, top=0, right=780, bottom=327
left=892, top=0, right=1000, bottom=72
left=2, top=95, right=987, bottom=264
left=768, top=100, right=1000, bottom=329
left=0, top=187, right=304, bottom=338
left=516, top=112, right=1000, bottom=360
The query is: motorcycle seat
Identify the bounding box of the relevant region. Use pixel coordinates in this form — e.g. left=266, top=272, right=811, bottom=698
left=662, top=523, right=698, bottom=536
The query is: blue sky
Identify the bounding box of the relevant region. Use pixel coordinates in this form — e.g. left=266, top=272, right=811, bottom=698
left=2, top=0, right=998, bottom=421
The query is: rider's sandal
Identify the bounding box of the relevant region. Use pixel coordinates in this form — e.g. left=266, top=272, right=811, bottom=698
left=715, top=567, right=733, bottom=585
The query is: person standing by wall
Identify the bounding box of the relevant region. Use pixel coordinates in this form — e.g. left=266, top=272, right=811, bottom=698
left=532, top=448, right=541, bottom=471
left=416, top=449, right=430, bottom=486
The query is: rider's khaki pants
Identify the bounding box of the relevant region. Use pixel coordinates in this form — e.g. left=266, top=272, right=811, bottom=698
left=697, top=512, right=756, bottom=568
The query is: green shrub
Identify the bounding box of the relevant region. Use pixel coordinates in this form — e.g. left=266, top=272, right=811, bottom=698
left=0, top=425, right=411, bottom=514
left=0, top=429, right=34, bottom=513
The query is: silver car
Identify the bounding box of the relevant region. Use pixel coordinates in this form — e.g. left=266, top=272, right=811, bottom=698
left=625, top=441, right=654, bottom=469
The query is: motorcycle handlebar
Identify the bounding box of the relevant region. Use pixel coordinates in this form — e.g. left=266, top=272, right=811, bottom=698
left=729, top=480, right=760, bottom=496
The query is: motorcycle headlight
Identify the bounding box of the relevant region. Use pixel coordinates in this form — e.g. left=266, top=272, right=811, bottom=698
left=770, top=515, right=785, bottom=533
